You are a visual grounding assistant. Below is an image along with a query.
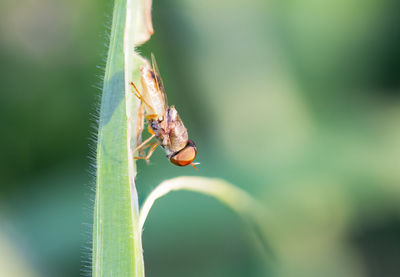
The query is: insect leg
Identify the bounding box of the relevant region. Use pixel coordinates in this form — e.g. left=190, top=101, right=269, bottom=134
left=134, top=142, right=159, bottom=161
left=147, top=124, right=155, bottom=135
left=145, top=114, right=158, bottom=121
left=136, top=101, right=145, bottom=156
left=130, top=82, right=156, bottom=114
left=134, top=134, right=155, bottom=153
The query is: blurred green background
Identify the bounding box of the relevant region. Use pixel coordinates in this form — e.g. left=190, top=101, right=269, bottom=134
left=1, top=0, right=400, bottom=276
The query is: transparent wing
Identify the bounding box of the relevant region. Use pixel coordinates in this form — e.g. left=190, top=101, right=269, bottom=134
left=151, top=53, right=168, bottom=109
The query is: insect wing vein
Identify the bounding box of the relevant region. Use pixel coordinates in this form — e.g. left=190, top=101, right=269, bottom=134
left=151, top=53, right=168, bottom=109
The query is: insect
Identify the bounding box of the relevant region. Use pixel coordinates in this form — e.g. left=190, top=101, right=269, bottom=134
left=130, top=54, right=198, bottom=169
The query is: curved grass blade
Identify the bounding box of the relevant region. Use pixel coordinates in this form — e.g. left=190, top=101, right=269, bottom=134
left=139, top=176, right=273, bottom=260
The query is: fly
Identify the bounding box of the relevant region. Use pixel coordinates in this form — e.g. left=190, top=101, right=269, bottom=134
left=130, top=53, right=198, bottom=169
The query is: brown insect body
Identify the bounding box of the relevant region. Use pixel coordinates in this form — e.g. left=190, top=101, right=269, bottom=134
left=134, top=54, right=197, bottom=167
left=149, top=106, right=188, bottom=157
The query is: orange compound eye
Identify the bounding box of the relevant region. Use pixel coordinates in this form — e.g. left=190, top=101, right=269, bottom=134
left=170, top=140, right=197, bottom=167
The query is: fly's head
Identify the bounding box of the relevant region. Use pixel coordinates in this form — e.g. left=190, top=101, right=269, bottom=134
left=170, top=140, right=197, bottom=168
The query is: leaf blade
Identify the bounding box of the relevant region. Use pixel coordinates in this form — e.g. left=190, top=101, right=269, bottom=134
left=92, top=0, right=152, bottom=275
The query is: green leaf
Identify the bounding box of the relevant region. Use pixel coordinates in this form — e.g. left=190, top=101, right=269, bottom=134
left=92, top=0, right=152, bottom=276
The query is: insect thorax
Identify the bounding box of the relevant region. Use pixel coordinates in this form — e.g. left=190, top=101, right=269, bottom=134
left=150, top=107, right=188, bottom=157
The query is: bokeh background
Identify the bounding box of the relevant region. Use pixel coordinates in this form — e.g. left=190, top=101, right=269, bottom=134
left=1, top=0, right=400, bottom=276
